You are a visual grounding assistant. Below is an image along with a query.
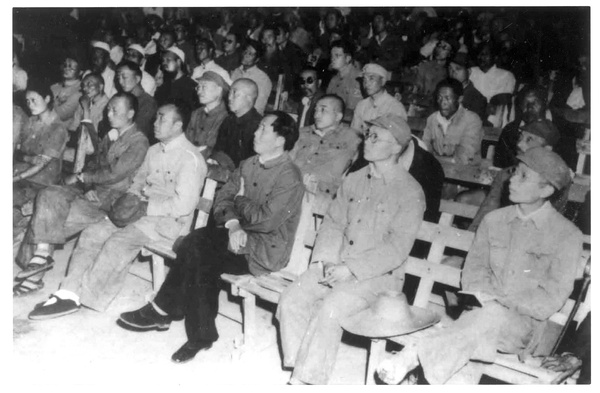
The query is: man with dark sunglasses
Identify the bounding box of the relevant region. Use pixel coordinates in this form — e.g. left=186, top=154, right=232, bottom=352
left=215, top=32, right=242, bottom=74
left=296, top=67, right=324, bottom=129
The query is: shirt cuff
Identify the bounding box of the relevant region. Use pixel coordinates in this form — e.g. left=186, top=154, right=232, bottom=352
left=225, top=219, right=240, bottom=229
left=81, top=119, right=92, bottom=124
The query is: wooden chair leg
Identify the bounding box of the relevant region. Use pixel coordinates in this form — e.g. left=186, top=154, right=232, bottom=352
left=151, top=254, right=165, bottom=292
left=242, top=292, right=257, bottom=347
left=366, top=339, right=387, bottom=385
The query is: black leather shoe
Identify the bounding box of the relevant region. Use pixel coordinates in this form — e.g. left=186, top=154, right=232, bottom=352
left=171, top=340, right=213, bottom=364
left=118, top=303, right=172, bottom=331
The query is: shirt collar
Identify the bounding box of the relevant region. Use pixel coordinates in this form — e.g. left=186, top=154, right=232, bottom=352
left=160, top=133, right=188, bottom=152
left=258, top=151, right=289, bottom=169
left=369, top=90, right=389, bottom=107
left=509, top=201, right=553, bottom=229
left=367, top=161, right=407, bottom=185
left=204, top=100, right=227, bottom=115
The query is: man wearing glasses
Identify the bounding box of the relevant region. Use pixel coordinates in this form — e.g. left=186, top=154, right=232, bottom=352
left=296, top=66, right=325, bottom=129
left=215, top=32, right=242, bottom=74
left=277, top=114, right=425, bottom=385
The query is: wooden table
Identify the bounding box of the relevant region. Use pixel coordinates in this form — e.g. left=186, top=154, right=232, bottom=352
left=439, top=157, right=589, bottom=203
left=407, top=116, right=503, bottom=143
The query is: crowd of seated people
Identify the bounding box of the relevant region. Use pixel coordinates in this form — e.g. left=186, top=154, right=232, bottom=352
left=13, top=6, right=590, bottom=384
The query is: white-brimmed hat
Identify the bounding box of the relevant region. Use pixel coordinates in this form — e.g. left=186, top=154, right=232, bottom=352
left=341, top=291, right=440, bottom=338
left=127, top=44, right=146, bottom=57
left=166, top=46, right=185, bottom=62
left=92, top=41, right=111, bottom=53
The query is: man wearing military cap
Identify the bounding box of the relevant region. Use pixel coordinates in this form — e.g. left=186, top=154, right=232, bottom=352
left=351, top=63, right=408, bottom=133
left=378, top=147, right=582, bottom=385
left=186, top=71, right=229, bottom=159
left=467, top=118, right=565, bottom=232
left=277, top=113, right=425, bottom=384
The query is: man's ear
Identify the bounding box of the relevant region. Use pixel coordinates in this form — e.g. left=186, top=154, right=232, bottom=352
left=458, top=95, right=464, bottom=105
left=317, top=79, right=322, bottom=89
left=540, top=183, right=556, bottom=199
left=173, top=120, right=183, bottom=133
left=335, top=110, right=343, bottom=123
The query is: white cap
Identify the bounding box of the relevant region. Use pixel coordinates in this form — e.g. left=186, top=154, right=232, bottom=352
left=166, top=46, right=185, bottom=63
left=92, top=41, right=111, bottom=53
left=127, top=44, right=145, bottom=57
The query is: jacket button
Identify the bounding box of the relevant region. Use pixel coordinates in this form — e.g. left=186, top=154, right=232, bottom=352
left=253, top=182, right=257, bottom=186
left=349, top=240, right=354, bottom=245
left=349, top=198, right=354, bottom=202
left=325, top=189, right=330, bottom=193
left=367, top=174, right=371, bottom=179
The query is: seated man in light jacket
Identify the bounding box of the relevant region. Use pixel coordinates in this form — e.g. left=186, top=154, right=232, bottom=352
left=276, top=113, right=426, bottom=385
left=378, top=148, right=582, bottom=385
left=422, top=78, right=483, bottom=165
left=28, top=104, right=205, bottom=320
left=117, top=111, right=304, bottom=364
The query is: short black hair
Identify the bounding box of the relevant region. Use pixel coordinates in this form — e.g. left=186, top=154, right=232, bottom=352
left=517, top=84, right=548, bottom=109
left=301, top=65, right=320, bottom=79
left=111, top=91, right=139, bottom=120
left=25, top=78, right=54, bottom=108
left=116, top=60, right=143, bottom=79
left=434, top=78, right=464, bottom=98
left=276, top=22, right=290, bottom=35
left=83, top=72, right=105, bottom=87
left=243, top=39, right=264, bottom=59
left=195, top=38, right=215, bottom=58
left=161, top=103, right=188, bottom=130
left=267, top=111, right=299, bottom=151
left=330, top=39, right=354, bottom=58
left=318, top=94, right=346, bottom=117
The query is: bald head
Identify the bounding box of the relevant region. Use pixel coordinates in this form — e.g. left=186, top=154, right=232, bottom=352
left=229, top=78, right=259, bottom=116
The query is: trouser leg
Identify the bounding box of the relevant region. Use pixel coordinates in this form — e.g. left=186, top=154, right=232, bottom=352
left=417, top=302, right=534, bottom=384
left=60, top=220, right=118, bottom=295
left=153, top=227, right=248, bottom=343
left=18, top=185, right=108, bottom=268
left=276, top=266, right=330, bottom=368
left=78, top=223, right=151, bottom=312
left=290, top=273, right=400, bottom=384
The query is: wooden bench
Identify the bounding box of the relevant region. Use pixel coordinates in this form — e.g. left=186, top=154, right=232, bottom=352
left=129, top=178, right=218, bottom=291
left=362, top=219, right=591, bottom=385
left=220, top=191, right=330, bottom=351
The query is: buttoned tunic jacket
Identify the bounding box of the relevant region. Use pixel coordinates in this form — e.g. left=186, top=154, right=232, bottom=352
left=128, top=133, right=206, bottom=241
left=290, top=123, right=361, bottom=196
left=213, top=153, right=304, bottom=276
left=312, top=164, right=425, bottom=282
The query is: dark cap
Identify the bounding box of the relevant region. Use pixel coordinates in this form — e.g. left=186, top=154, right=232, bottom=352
left=450, top=52, right=470, bottom=68
left=520, top=119, right=560, bottom=147
left=517, top=147, right=572, bottom=190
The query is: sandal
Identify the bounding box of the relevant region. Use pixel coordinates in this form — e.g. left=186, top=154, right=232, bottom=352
left=13, top=278, right=44, bottom=297
left=15, top=255, right=55, bottom=281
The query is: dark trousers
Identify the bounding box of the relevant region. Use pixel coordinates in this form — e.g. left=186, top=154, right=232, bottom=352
left=153, top=225, right=249, bottom=344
